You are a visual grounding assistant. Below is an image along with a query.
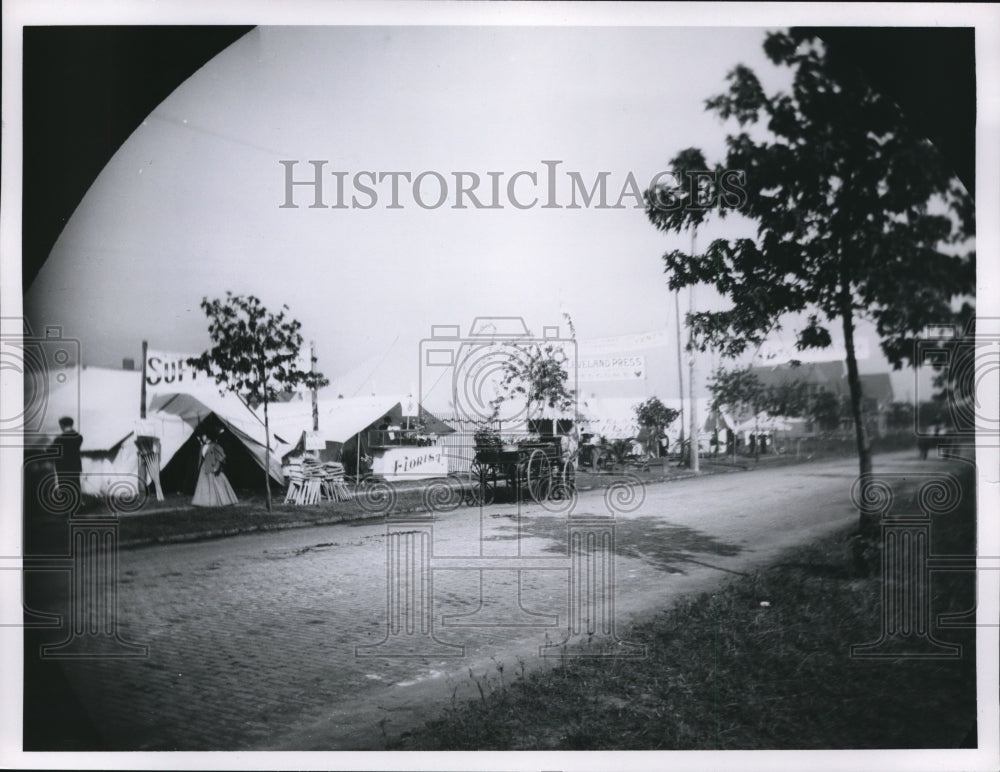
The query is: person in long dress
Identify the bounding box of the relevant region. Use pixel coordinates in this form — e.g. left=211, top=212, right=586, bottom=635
left=192, top=433, right=239, bottom=507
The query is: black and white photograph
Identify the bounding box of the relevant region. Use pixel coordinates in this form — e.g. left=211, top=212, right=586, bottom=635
left=2, top=2, right=998, bottom=770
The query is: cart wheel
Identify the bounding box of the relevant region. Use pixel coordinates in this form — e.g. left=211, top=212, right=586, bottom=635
left=560, top=459, right=576, bottom=495
left=466, top=459, right=495, bottom=506
left=526, top=449, right=551, bottom=503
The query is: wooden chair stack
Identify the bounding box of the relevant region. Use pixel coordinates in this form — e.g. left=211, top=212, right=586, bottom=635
left=284, top=459, right=351, bottom=504
left=321, top=462, right=352, bottom=501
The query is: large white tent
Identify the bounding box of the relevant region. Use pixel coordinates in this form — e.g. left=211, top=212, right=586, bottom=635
left=263, top=395, right=403, bottom=454
left=32, top=367, right=191, bottom=496
left=576, top=396, right=640, bottom=440
left=576, top=396, right=716, bottom=444
left=32, top=366, right=287, bottom=496
left=262, top=394, right=455, bottom=463
left=150, top=391, right=286, bottom=486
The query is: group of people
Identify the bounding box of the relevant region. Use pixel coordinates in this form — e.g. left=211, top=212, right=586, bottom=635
left=48, top=416, right=238, bottom=510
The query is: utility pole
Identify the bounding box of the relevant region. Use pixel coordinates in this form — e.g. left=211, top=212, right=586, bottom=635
left=688, top=227, right=699, bottom=473
left=674, top=290, right=685, bottom=458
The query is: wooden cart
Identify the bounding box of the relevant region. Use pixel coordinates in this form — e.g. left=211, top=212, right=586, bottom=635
left=469, top=437, right=575, bottom=505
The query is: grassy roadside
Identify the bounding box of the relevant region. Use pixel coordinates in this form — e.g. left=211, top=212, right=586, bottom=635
left=388, top=469, right=977, bottom=751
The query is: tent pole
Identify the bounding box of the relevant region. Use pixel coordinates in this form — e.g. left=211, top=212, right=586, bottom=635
left=140, top=340, right=148, bottom=419
left=311, top=339, right=319, bottom=432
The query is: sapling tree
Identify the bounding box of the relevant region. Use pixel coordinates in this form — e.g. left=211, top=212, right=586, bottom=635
left=633, top=397, right=680, bottom=457
left=489, top=316, right=578, bottom=437
left=188, top=292, right=328, bottom=511
left=490, top=342, right=575, bottom=427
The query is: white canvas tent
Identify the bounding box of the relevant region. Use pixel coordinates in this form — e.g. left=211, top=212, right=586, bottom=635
left=150, top=391, right=287, bottom=486
left=263, top=394, right=455, bottom=459
left=576, top=397, right=641, bottom=440
left=263, top=395, right=404, bottom=455
left=703, top=406, right=738, bottom=434
left=734, top=411, right=795, bottom=435
left=34, top=367, right=193, bottom=496
left=576, top=396, right=716, bottom=446
left=32, top=366, right=287, bottom=496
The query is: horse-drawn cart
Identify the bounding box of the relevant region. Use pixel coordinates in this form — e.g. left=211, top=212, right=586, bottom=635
left=469, top=436, right=575, bottom=505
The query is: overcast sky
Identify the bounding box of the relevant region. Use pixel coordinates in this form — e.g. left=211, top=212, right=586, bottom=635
left=26, top=25, right=923, bottom=400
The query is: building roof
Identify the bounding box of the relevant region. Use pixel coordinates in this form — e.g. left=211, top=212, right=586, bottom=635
left=859, top=373, right=894, bottom=404
left=751, top=361, right=845, bottom=392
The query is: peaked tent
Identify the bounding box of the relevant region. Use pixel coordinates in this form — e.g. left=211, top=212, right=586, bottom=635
left=733, top=411, right=795, bottom=434
left=703, top=407, right=737, bottom=434
left=150, top=391, right=286, bottom=487
left=262, top=395, right=454, bottom=464
left=576, top=397, right=641, bottom=441
left=29, top=367, right=193, bottom=497
left=264, top=395, right=401, bottom=457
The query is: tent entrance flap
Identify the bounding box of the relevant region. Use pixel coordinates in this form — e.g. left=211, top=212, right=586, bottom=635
left=149, top=391, right=285, bottom=486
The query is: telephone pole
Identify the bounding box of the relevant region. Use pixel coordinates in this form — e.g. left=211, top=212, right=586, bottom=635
left=688, top=227, right=699, bottom=473
left=674, top=290, right=685, bottom=456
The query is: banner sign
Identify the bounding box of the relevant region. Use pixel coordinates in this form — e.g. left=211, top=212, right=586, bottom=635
left=372, top=446, right=447, bottom=481
left=578, top=355, right=646, bottom=382
left=145, top=345, right=313, bottom=395
left=755, top=337, right=869, bottom=364
left=577, top=330, right=670, bottom=355
left=145, top=349, right=215, bottom=394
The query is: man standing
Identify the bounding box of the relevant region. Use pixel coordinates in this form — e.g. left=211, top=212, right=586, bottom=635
left=51, top=416, right=83, bottom=514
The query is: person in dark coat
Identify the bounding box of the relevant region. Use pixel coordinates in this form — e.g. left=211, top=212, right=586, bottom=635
left=50, top=416, right=83, bottom=514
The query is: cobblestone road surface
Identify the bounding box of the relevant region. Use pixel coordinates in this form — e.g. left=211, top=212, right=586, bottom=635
left=22, top=451, right=962, bottom=750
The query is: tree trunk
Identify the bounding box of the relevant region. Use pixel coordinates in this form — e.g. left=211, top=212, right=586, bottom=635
left=840, top=282, right=873, bottom=533
left=263, top=394, right=273, bottom=513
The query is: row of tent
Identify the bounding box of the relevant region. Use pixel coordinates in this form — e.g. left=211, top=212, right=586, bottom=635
left=27, top=366, right=805, bottom=498
left=28, top=367, right=453, bottom=497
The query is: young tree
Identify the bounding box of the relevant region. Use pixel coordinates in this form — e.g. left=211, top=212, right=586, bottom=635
left=810, top=390, right=843, bottom=433
left=489, top=315, right=579, bottom=435
left=764, top=378, right=809, bottom=418
left=188, top=293, right=329, bottom=511
left=646, top=29, right=974, bottom=533
left=633, top=397, right=680, bottom=457
left=490, top=340, right=575, bottom=428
